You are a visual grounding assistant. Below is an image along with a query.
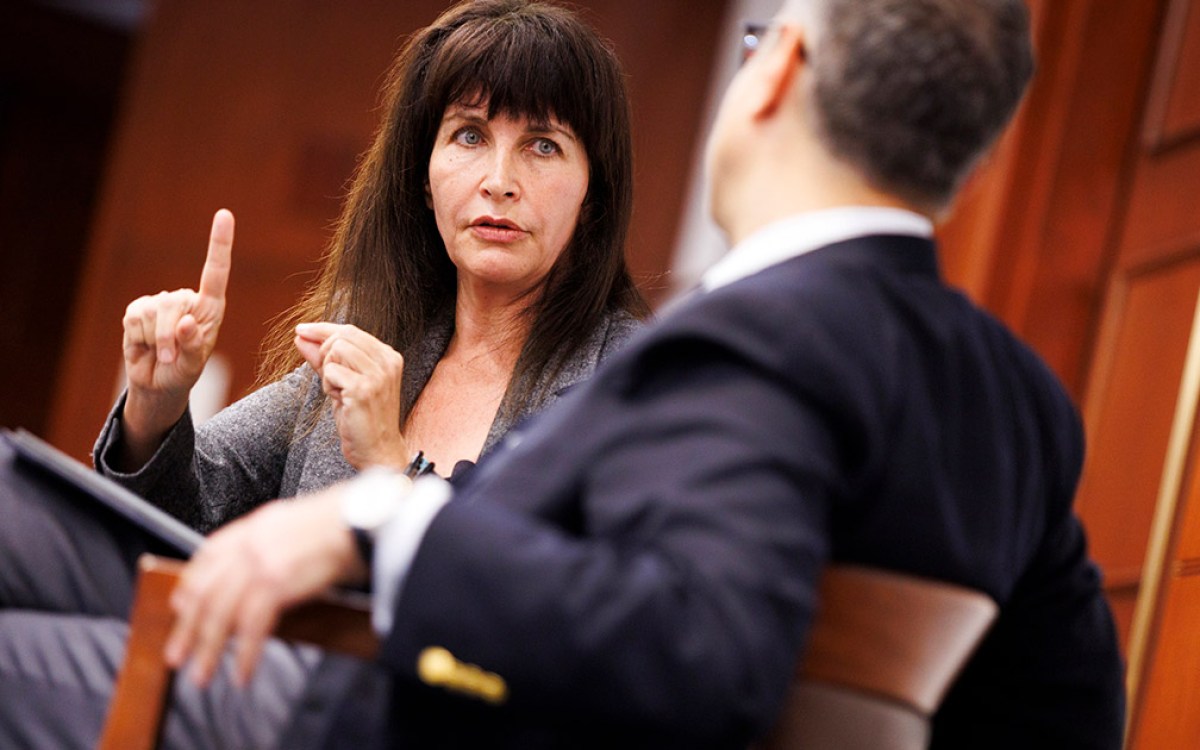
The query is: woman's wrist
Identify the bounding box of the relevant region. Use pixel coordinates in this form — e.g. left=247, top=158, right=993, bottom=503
left=117, top=388, right=189, bottom=470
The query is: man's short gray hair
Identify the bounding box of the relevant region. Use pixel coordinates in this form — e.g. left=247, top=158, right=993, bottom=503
left=795, top=0, right=1034, bottom=210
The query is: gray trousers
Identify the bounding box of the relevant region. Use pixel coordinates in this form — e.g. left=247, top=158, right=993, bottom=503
left=0, top=436, right=313, bottom=750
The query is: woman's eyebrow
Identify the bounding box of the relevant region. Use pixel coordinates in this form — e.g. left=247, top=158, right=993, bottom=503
left=527, top=121, right=578, bottom=142
left=442, top=107, right=487, bottom=124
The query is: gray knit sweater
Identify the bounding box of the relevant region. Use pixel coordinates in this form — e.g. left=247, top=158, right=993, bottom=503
left=94, top=311, right=640, bottom=533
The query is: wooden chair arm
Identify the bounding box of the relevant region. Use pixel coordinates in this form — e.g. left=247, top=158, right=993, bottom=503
left=801, top=565, right=998, bottom=715
left=97, top=553, right=378, bottom=750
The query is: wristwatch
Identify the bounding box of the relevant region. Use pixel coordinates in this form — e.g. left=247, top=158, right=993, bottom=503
left=341, top=467, right=413, bottom=564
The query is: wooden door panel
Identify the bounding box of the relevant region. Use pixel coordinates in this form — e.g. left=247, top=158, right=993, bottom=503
left=1102, top=0, right=1200, bottom=741
left=1077, top=260, right=1200, bottom=581
left=1178, top=455, right=1200, bottom=559
left=1128, top=573, right=1200, bottom=749
left=1151, top=0, right=1200, bottom=146
left=1120, top=142, right=1200, bottom=268
left=1169, top=430, right=1200, bottom=573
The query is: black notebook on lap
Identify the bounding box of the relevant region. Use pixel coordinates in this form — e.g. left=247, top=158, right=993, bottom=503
left=3, top=427, right=204, bottom=556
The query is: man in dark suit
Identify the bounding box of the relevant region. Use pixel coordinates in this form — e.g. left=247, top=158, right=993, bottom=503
left=0, top=0, right=1124, bottom=747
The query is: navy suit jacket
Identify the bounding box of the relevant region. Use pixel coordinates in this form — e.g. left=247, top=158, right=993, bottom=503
left=336, top=235, right=1123, bottom=748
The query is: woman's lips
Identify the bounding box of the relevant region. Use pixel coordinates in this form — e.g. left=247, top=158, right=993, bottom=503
left=470, top=221, right=526, bottom=243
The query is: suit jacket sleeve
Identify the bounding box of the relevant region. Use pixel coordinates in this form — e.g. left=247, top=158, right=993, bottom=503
left=377, top=333, right=845, bottom=744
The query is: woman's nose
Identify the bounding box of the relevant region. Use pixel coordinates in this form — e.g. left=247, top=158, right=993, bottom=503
left=480, top=151, right=519, bottom=200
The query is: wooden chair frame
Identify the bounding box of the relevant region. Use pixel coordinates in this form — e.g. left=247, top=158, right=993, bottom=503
left=757, top=566, right=997, bottom=749
left=98, top=555, right=378, bottom=750
left=98, top=555, right=995, bottom=750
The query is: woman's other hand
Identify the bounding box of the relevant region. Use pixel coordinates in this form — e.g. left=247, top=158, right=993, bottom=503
left=295, top=322, right=410, bottom=469
left=119, top=209, right=234, bottom=467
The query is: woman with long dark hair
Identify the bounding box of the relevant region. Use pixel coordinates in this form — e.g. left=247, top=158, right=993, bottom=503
left=96, top=0, right=647, bottom=533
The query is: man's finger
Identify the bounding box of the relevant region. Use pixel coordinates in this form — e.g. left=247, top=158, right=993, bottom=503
left=233, top=592, right=282, bottom=687
left=185, top=567, right=248, bottom=687
left=198, top=209, right=235, bottom=301
left=165, top=540, right=232, bottom=670
left=165, top=581, right=201, bottom=669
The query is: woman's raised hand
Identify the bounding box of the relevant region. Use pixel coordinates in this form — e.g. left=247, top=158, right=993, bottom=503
left=295, top=322, right=410, bottom=470
left=119, top=210, right=234, bottom=462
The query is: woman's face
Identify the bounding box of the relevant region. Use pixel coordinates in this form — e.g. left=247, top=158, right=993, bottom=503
left=428, top=101, right=590, bottom=299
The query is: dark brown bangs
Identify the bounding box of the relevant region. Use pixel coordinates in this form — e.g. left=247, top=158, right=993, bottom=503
left=422, top=8, right=601, bottom=148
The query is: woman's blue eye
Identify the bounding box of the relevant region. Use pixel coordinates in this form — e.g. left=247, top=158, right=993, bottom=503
left=455, top=128, right=482, bottom=145
left=533, top=138, right=559, bottom=156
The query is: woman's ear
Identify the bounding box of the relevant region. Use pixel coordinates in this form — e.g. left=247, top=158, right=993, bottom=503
left=424, top=178, right=433, bottom=209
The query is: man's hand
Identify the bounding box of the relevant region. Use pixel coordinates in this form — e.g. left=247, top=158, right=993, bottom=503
left=164, top=486, right=366, bottom=687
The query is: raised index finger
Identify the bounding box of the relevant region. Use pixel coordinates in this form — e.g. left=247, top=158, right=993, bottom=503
left=198, top=209, right=235, bottom=301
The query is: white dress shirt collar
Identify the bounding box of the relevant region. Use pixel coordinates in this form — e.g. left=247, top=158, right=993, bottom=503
left=701, top=206, right=934, bottom=292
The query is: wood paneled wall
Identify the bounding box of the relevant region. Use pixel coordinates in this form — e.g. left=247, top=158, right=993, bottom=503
left=1110, top=0, right=1200, bottom=744
left=43, top=0, right=727, bottom=460
left=0, top=4, right=131, bottom=435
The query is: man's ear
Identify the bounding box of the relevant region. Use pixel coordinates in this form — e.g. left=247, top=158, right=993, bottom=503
left=749, top=23, right=806, bottom=121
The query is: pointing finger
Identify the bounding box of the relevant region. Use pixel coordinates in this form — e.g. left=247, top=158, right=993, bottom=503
left=198, top=209, right=235, bottom=302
